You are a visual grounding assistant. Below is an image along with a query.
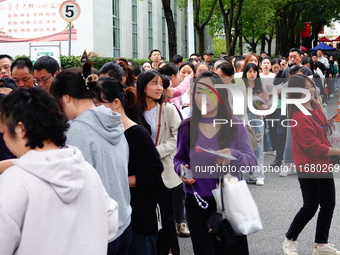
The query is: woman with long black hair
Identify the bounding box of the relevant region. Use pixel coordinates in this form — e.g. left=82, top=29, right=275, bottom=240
left=174, top=71, right=257, bottom=255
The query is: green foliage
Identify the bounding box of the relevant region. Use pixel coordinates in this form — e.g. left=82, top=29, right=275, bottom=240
left=14, top=55, right=30, bottom=59
left=213, top=38, right=227, bottom=55
left=241, top=0, right=275, bottom=40
left=59, top=55, right=82, bottom=69
left=59, top=56, right=152, bottom=70
left=127, top=58, right=151, bottom=66
left=89, top=57, right=115, bottom=70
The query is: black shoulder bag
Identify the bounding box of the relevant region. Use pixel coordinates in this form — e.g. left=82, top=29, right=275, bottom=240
left=207, top=175, right=236, bottom=248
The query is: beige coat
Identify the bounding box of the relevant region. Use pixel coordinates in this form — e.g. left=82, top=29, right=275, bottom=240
left=155, top=103, right=182, bottom=188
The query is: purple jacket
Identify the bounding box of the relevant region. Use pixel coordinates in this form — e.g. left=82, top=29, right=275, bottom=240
left=174, top=117, right=257, bottom=197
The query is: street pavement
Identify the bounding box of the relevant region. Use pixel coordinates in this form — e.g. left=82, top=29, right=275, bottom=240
left=178, top=92, right=340, bottom=255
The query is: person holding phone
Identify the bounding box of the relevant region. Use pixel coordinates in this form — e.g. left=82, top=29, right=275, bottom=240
left=174, top=71, right=257, bottom=255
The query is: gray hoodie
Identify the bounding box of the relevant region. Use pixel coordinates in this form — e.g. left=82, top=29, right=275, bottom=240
left=0, top=146, right=118, bottom=255
left=66, top=105, right=131, bottom=239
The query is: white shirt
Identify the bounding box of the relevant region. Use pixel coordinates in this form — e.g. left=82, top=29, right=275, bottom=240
left=144, top=106, right=157, bottom=143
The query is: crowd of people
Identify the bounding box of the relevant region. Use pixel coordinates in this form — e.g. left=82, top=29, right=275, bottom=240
left=0, top=47, right=340, bottom=255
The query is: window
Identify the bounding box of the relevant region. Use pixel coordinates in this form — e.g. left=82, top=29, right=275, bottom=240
left=184, top=6, right=188, bottom=57
left=162, top=9, right=167, bottom=58
left=132, top=0, right=138, bottom=58
left=112, top=0, right=120, bottom=57
left=148, top=0, right=153, bottom=51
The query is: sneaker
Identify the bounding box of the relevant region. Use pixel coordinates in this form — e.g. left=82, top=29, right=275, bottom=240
left=279, top=171, right=289, bottom=177
left=313, top=243, right=340, bottom=255
left=280, top=165, right=292, bottom=177
left=270, top=159, right=282, bottom=167
left=273, top=150, right=277, bottom=156
left=256, top=180, right=264, bottom=186
left=282, top=238, right=299, bottom=255
left=246, top=178, right=256, bottom=184
left=176, top=222, right=190, bottom=237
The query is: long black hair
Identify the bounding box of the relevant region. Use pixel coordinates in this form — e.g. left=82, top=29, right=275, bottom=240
left=185, top=71, right=237, bottom=149
left=136, top=70, right=165, bottom=112
left=94, top=77, right=147, bottom=127
left=242, top=63, right=263, bottom=94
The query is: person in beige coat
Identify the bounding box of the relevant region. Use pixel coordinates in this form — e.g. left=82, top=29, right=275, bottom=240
left=137, top=70, right=182, bottom=255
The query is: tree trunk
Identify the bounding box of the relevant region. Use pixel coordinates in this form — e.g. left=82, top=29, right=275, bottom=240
left=193, top=0, right=218, bottom=56
left=239, top=33, right=243, bottom=55
left=219, top=0, right=244, bottom=56
left=261, top=34, right=266, bottom=53
left=196, top=26, right=205, bottom=55
left=161, top=0, right=177, bottom=60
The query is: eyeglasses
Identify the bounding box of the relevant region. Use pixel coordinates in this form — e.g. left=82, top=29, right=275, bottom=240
left=33, top=74, right=53, bottom=84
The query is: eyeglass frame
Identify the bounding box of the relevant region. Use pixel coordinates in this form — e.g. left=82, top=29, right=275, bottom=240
left=33, top=73, right=54, bottom=84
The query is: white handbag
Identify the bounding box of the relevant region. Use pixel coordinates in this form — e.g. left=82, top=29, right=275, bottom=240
left=212, top=174, right=263, bottom=235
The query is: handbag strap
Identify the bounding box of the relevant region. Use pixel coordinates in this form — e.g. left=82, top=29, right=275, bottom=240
left=219, top=175, right=226, bottom=219
left=154, top=103, right=163, bottom=146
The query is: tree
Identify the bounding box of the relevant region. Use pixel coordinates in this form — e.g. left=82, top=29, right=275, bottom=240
left=218, top=0, right=244, bottom=56
left=301, top=0, right=340, bottom=48
left=161, top=0, right=177, bottom=60
left=194, top=0, right=218, bottom=55
left=178, top=0, right=218, bottom=55
left=272, top=0, right=340, bottom=56
left=240, top=0, right=275, bottom=54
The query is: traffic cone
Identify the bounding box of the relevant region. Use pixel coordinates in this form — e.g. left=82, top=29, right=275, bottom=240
left=336, top=96, right=340, bottom=122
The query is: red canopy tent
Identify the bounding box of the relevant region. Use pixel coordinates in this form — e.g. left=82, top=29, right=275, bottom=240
left=318, top=36, right=332, bottom=42
left=332, top=36, right=340, bottom=42
left=301, top=46, right=309, bottom=52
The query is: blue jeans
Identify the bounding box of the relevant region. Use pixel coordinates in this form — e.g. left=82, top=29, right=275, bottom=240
left=247, top=113, right=265, bottom=181
left=129, top=232, right=157, bottom=255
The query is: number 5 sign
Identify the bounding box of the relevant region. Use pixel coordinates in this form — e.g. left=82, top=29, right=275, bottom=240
left=59, top=1, right=81, bottom=22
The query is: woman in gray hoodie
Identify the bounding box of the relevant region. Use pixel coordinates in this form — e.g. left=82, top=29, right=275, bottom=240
left=50, top=63, right=132, bottom=255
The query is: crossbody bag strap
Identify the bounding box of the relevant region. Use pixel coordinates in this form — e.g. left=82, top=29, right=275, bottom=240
left=220, top=175, right=226, bottom=219
left=155, top=103, right=163, bottom=146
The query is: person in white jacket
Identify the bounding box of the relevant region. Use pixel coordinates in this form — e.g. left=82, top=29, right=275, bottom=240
left=0, top=87, right=118, bottom=255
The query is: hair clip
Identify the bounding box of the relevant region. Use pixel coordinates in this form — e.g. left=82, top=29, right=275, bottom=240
left=82, top=74, right=98, bottom=90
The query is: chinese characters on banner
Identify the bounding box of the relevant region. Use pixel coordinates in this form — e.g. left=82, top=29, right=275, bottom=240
left=0, top=0, right=76, bottom=42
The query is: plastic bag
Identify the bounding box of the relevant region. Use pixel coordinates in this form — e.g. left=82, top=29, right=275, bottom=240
left=212, top=175, right=263, bottom=235
left=327, top=123, right=340, bottom=149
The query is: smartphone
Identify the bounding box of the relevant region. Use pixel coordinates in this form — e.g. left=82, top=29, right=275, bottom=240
left=180, top=164, right=193, bottom=180
left=329, top=112, right=340, bottom=120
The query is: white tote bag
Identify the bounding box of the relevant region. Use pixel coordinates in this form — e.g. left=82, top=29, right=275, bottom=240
left=212, top=175, right=263, bottom=235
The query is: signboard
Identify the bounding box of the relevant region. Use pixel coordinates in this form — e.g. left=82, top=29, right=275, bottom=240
left=0, top=0, right=77, bottom=43
left=30, top=44, right=61, bottom=64
left=59, top=1, right=80, bottom=22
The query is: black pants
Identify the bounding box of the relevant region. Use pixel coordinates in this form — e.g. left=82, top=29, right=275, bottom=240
left=186, top=194, right=248, bottom=255
left=174, top=183, right=186, bottom=223
left=158, top=183, right=180, bottom=255
left=286, top=176, right=336, bottom=243
left=107, top=224, right=131, bottom=255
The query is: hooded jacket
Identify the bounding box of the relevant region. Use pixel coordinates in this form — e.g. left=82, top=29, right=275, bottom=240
left=0, top=146, right=118, bottom=255
left=66, top=106, right=131, bottom=239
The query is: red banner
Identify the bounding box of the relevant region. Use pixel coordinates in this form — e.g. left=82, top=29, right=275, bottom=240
left=319, top=25, right=325, bottom=34
left=301, top=22, right=311, bottom=37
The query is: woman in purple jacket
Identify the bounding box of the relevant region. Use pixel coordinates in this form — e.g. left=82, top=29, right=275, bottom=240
left=174, top=71, right=257, bottom=255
